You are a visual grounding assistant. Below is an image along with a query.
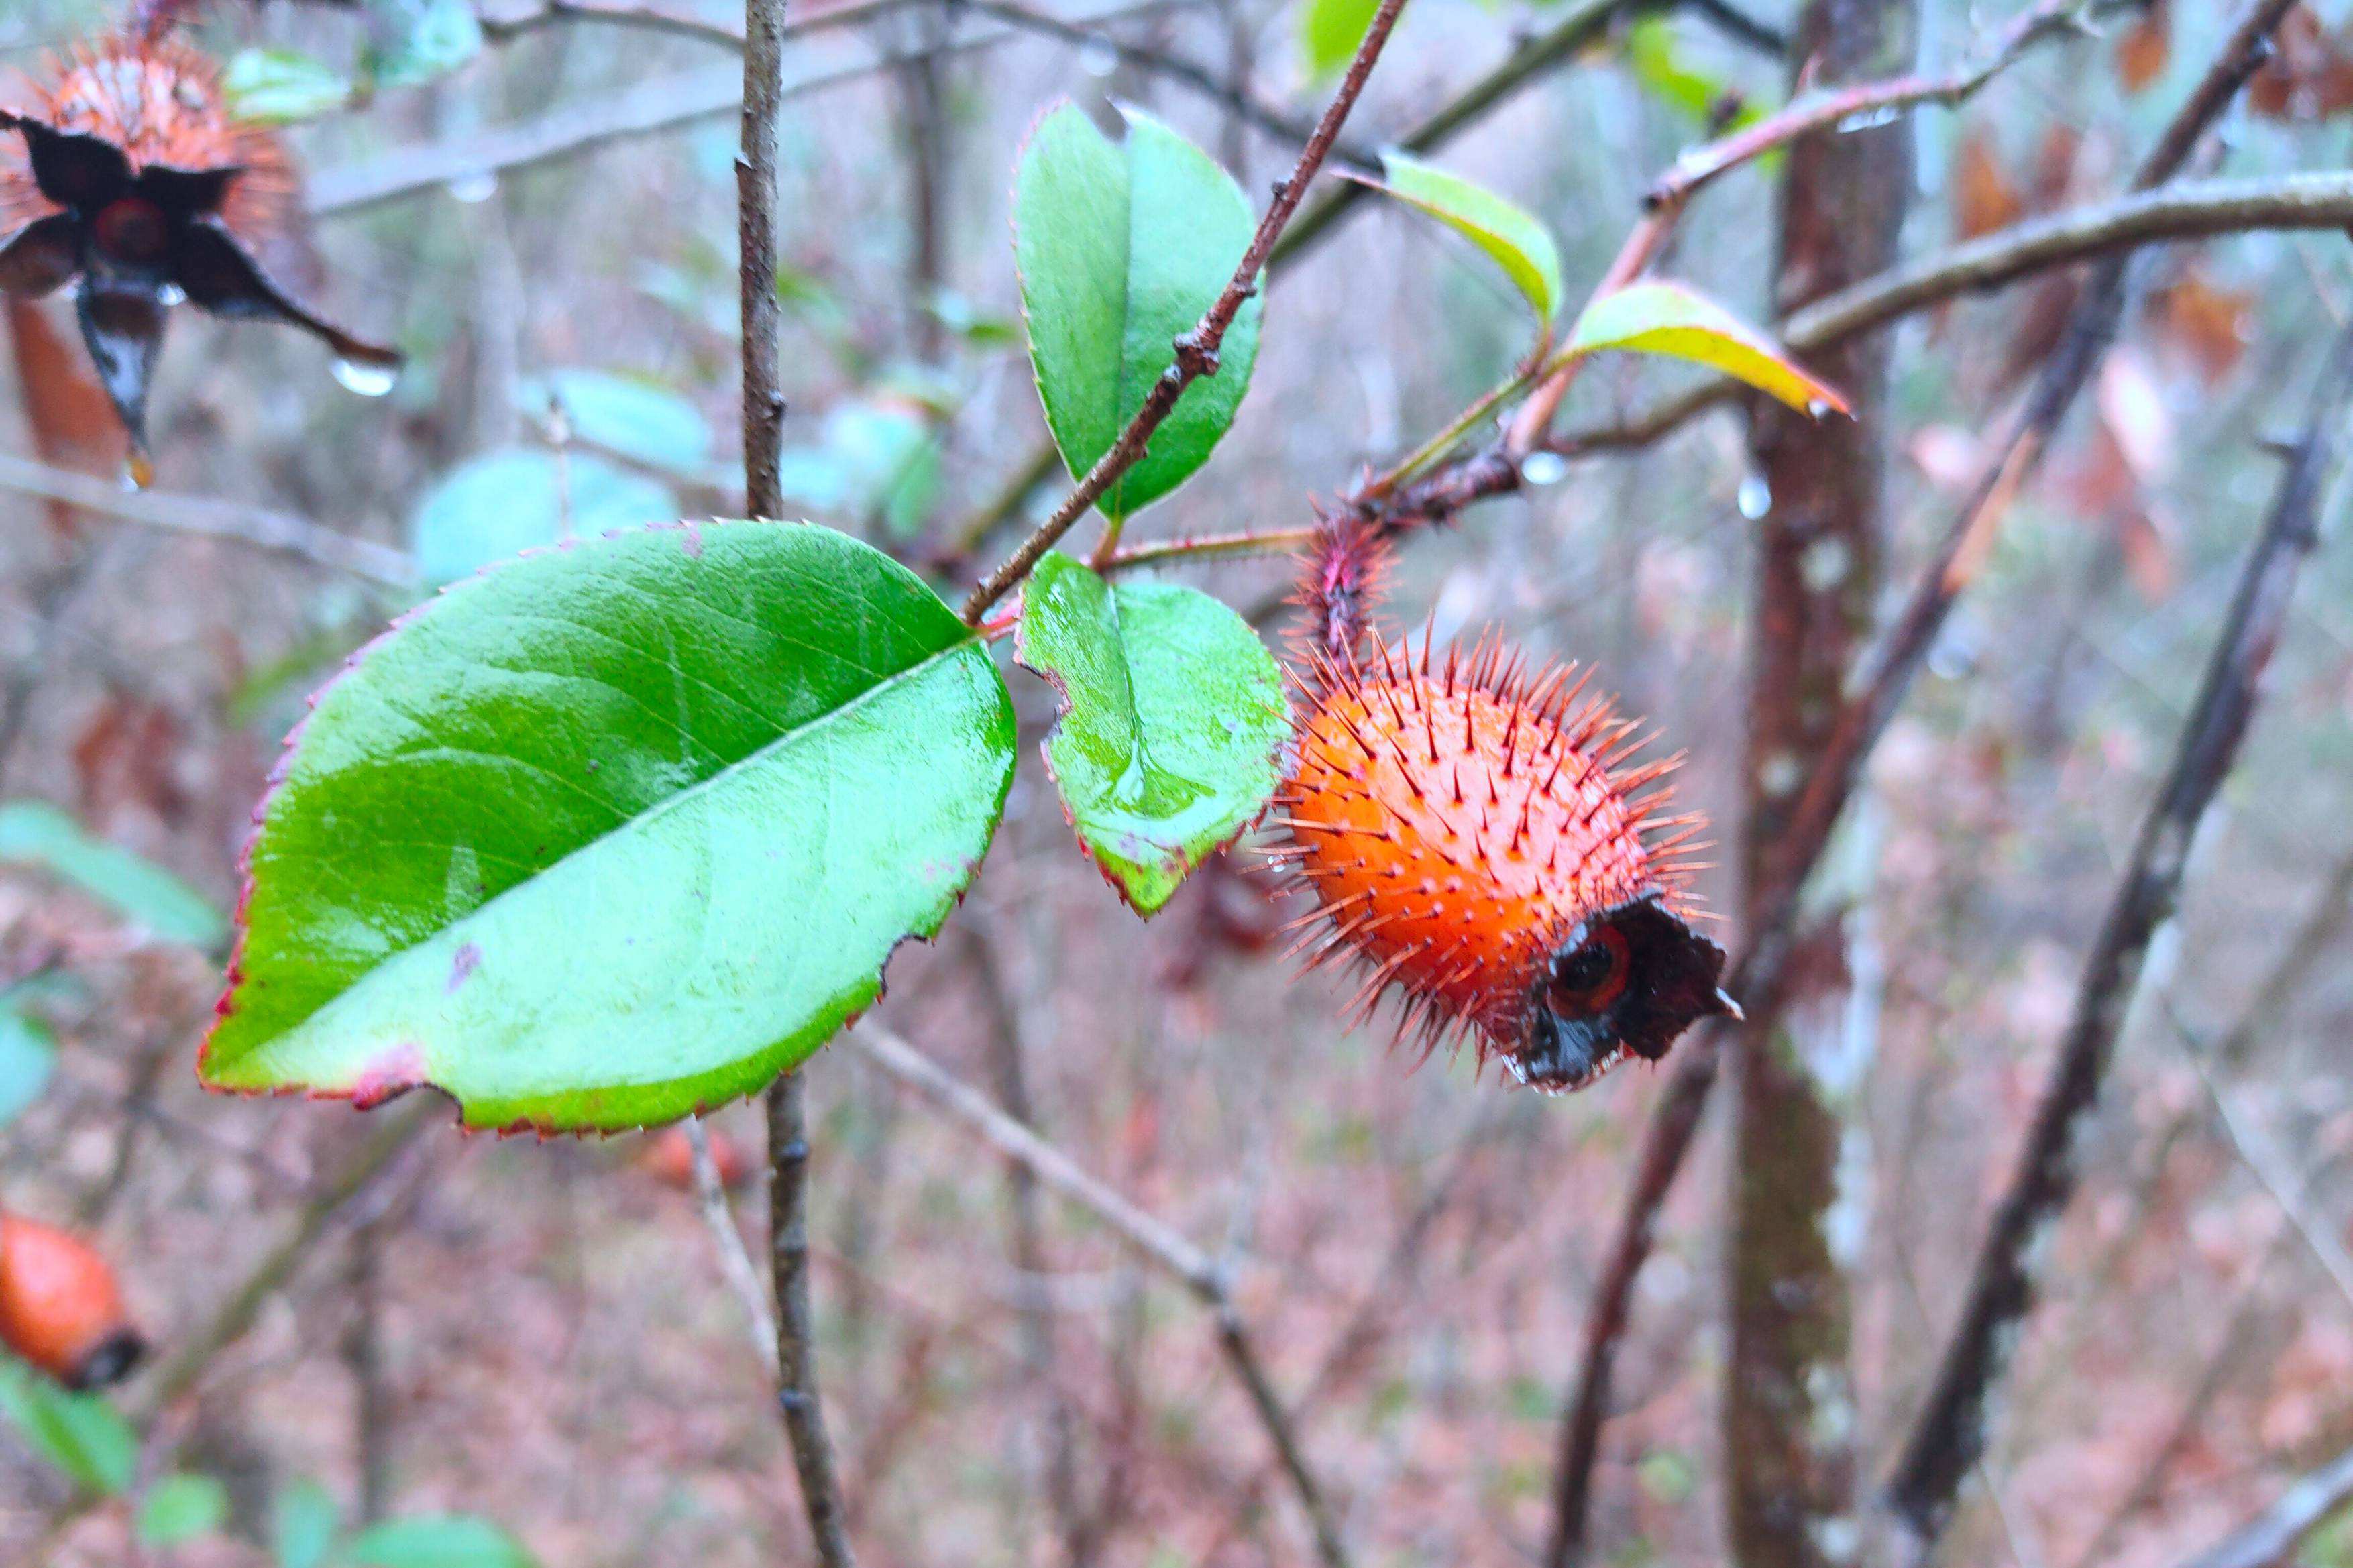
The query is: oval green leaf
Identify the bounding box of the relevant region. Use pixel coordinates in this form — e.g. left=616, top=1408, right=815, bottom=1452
left=201, top=522, right=1016, bottom=1133
left=1299, top=0, right=1378, bottom=79
left=0, top=801, right=225, bottom=947
left=347, top=1516, right=537, bottom=1568
left=1014, top=103, right=1262, bottom=522
left=137, top=1473, right=231, bottom=1547
left=1358, top=152, right=1565, bottom=324
left=0, top=1359, right=137, bottom=1497
left=0, top=1006, right=56, bottom=1131
left=1559, top=279, right=1850, bottom=415
left=1016, top=553, right=1286, bottom=915
left=410, top=449, right=679, bottom=587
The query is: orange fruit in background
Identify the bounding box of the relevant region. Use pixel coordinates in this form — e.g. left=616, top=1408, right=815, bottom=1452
left=0, top=1212, right=144, bottom=1389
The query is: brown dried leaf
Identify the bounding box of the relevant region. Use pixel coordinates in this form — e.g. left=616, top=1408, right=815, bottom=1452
left=1952, top=133, right=2023, bottom=242
left=2116, top=0, right=2171, bottom=93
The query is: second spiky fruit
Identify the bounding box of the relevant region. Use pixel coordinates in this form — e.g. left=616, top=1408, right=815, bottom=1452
left=1276, top=637, right=1735, bottom=1092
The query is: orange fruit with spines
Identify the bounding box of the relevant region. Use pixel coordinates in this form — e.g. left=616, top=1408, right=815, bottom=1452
left=0, top=1212, right=146, bottom=1390
left=1272, top=626, right=1733, bottom=1093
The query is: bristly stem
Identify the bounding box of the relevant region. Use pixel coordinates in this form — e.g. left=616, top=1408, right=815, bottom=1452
left=958, top=0, right=1413, bottom=624
left=742, top=0, right=856, bottom=1559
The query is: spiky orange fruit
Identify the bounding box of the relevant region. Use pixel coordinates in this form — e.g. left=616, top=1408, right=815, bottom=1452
left=0, top=1213, right=145, bottom=1389
left=1274, top=636, right=1735, bottom=1092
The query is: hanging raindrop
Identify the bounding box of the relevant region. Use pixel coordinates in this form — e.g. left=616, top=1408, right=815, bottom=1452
left=1737, top=471, right=1771, bottom=520
left=1077, top=34, right=1119, bottom=76
left=332, top=357, right=398, bottom=398
left=444, top=171, right=498, bottom=205
left=1519, top=451, right=1568, bottom=487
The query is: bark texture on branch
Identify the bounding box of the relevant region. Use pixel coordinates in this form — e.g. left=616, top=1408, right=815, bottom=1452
left=1725, top=4, right=1913, bottom=1565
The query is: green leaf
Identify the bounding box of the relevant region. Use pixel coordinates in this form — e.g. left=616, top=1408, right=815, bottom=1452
left=0, top=1359, right=137, bottom=1496
left=137, top=1473, right=231, bottom=1546
left=1016, top=553, right=1285, bottom=915
left=367, top=0, right=484, bottom=89
left=345, top=1516, right=535, bottom=1568
left=410, top=449, right=677, bottom=586
left=223, top=49, right=353, bottom=125
left=1299, top=0, right=1378, bottom=78
left=0, top=802, right=226, bottom=947
left=1357, top=152, right=1564, bottom=323
left=523, top=371, right=713, bottom=480
left=1559, top=280, right=1849, bottom=416
left=0, top=1005, right=56, bottom=1131
left=201, top=522, right=1016, bottom=1133
left=272, top=1477, right=343, bottom=1568
left=1014, top=103, right=1262, bottom=521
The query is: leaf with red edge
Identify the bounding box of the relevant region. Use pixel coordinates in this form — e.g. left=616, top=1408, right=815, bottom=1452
left=1559, top=280, right=1849, bottom=416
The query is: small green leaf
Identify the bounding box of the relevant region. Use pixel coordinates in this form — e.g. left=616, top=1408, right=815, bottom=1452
left=0, top=1358, right=137, bottom=1497
left=201, top=522, right=1016, bottom=1133
left=137, top=1473, right=231, bottom=1546
left=1560, top=280, right=1849, bottom=415
left=346, top=1516, right=536, bottom=1568
left=1016, top=553, right=1286, bottom=915
left=272, top=1477, right=343, bottom=1568
left=1299, top=0, right=1378, bottom=78
left=1014, top=103, right=1262, bottom=521
left=0, top=1006, right=56, bottom=1131
left=523, top=371, right=713, bottom=480
left=1358, top=152, right=1564, bottom=323
left=223, top=49, right=352, bottom=125
left=0, top=801, right=225, bottom=947
left=367, top=0, right=484, bottom=89
left=410, top=449, right=678, bottom=585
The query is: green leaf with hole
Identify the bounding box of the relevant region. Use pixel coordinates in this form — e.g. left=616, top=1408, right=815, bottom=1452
left=1559, top=280, right=1849, bottom=415
left=200, top=522, right=1016, bottom=1132
left=0, top=1359, right=136, bottom=1496
left=410, top=449, right=677, bottom=586
left=223, top=50, right=353, bottom=125
left=1299, top=0, right=1378, bottom=78
left=0, top=1005, right=56, bottom=1131
left=347, top=1516, right=537, bottom=1568
left=137, top=1473, right=231, bottom=1546
left=1016, top=553, right=1285, bottom=915
left=0, top=802, right=225, bottom=947
left=1014, top=103, right=1262, bottom=522
left=1358, top=152, right=1564, bottom=323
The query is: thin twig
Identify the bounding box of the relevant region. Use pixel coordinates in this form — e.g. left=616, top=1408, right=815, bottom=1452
left=0, top=455, right=415, bottom=586
left=957, top=0, right=1410, bottom=622
left=853, top=1027, right=1355, bottom=1568
left=684, top=1120, right=782, bottom=1374
left=1884, top=309, right=2353, bottom=1557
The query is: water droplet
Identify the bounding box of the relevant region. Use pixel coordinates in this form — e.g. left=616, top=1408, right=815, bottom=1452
left=1807, top=398, right=1835, bottom=419
left=1835, top=105, right=1902, bottom=133
left=156, top=283, right=186, bottom=308
left=444, top=170, right=498, bottom=205
left=121, top=453, right=154, bottom=492
left=1078, top=34, right=1119, bottom=76
left=1519, top=451, right=1568, bottom=487
left=333, top=357, right=398, bottom=398
left=1737, top=471, right=1771, bottom=520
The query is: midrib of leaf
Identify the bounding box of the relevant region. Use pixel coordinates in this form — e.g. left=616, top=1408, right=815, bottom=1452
left=303, top=622, right=985, bottom=1024
left=1105, top=148, right=1142, bottom=520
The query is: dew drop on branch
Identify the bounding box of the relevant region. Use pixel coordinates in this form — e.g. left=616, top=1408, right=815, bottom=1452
left=1737, top=471, right=1771, bottom=520
left=333, top=358, right=398, bottom=398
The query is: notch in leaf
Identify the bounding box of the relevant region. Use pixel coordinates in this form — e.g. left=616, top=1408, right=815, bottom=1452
left=1559, top=279, right=1849, bottom=416
left=1350, top=151, right=1566, bottom=326
left=1013, top=102, right=1262, bottom=522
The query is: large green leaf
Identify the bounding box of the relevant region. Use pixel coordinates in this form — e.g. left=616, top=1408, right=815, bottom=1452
left=1016, top=553, right=1285, bottom=915
left=1358, top=152, right=1565, bottom=324
left=0, top=1359, right=136, bottom=1497
left=0, top=802, right=225, bottom=947
left=0, top=1005, right=56, bottom=1130
left=201, top=522, right=1016, bottom=1132
left=411, top=449, right=678, bottom=587
left=1014, top=104, right=1262, bottom=521
left=1560, top=280, right=1850, bottom=415
left=136, top=1473, right=231, bottom=1546
left=345, top=1516, right=536, bottom=1568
